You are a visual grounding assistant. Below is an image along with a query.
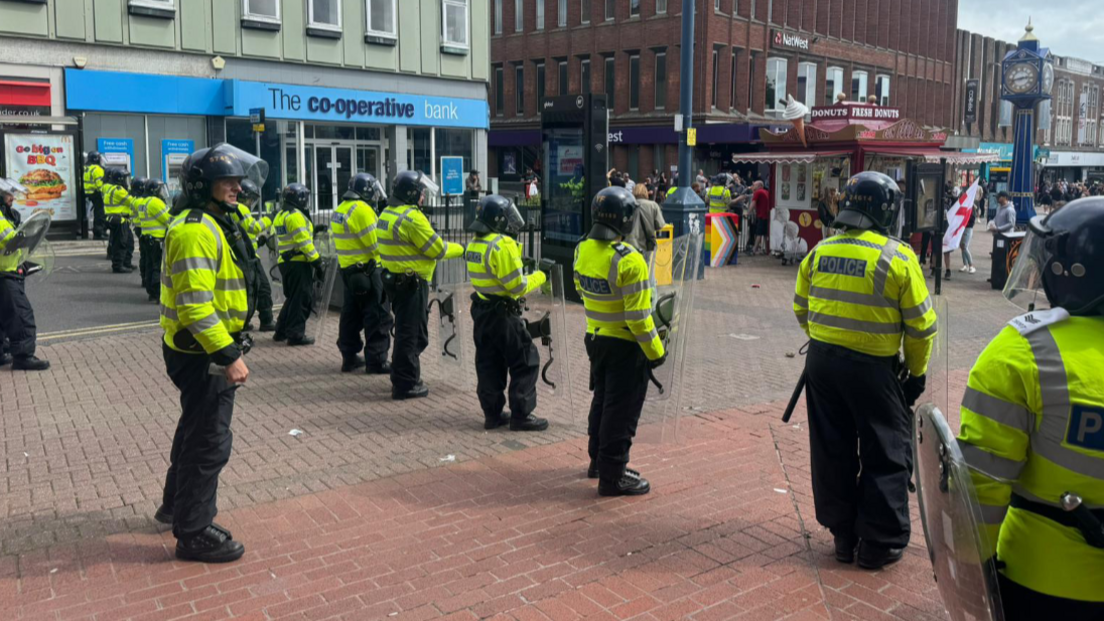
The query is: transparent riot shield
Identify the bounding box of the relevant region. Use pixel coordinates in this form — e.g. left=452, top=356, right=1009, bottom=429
left=304, top=230, right=339, bottom=344
left=646, top=225, right=704, bottom=402
left=923, top=295, right=951, bottom=417
left=428, top=259, right=475, bottom=390
left=521, top=263, right=575, bottom=424
left=259, top=245, right=286, bottom=307
left=914, top=404, right=1004, bottom=621
left=3, top=211, right=51, bottom=264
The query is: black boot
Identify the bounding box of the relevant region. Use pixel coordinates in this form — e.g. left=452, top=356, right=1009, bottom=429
left=484, top=411, right=510, bottom=430
left=287, top=336, right=315, bottom=346
left=12, top=356, right=50, bottom=371
left=154, top=505, right=173, bottom=525
left=598, top=471, right=651, bottom=497
left=258, top=322, right=276, bottom=332
left=113, top=266, right=134, bottom=274
left=0, top=353, right=11, bottom=367
left=509, top=415, right=549, bottom=431
left=834, top=534, right=858, bottom=564
left=341, top=355, right=365, bottom=373
left=857, top=541, right=904, bottom=570
left=175, top=525, right=244, bottom=563
left=273, top=333, right=287, bottom=342
left=365, top=361, right=392, bottom=375
left=392, top=381, right=429, bottom=400
left=587, top=460, right=640, bottom=480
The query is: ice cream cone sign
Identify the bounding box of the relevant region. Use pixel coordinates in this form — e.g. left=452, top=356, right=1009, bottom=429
left=782, top=95, right=810, bottom=147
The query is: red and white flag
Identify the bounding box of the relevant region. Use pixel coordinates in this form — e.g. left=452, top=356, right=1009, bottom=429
left=943, top=179, right=980, bottom=253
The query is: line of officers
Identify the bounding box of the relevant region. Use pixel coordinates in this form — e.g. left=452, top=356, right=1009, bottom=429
left=149, top=144, right=666, bottom=564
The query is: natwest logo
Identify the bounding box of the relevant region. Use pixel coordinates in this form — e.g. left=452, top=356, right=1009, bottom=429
left=774, top=31, right=810, bottom=50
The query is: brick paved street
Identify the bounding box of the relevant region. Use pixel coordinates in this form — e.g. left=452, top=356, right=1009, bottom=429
left=1, top=229, right=1012, bottom=620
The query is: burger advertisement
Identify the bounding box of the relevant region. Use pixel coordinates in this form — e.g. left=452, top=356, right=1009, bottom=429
left=3, top=134, right=78, bottom=222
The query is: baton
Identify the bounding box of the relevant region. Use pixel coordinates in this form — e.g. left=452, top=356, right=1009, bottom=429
left=648, top=368, right=665, bottom=395
left=781, top=370, right=806, bottom=423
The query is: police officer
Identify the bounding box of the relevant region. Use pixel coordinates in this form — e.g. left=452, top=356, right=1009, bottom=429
left=84, top=152, right=107, bottom=240
left=793, top=171, right=937, bottom=569
left=378, top=170, right=463, bottom=400
left=131, top=177, right=153, bottom=293
left=272, top=183, right=321, bottom=346
left=466, top=195, right=549, bottom=432
left=575, top=187, right=665, bottom=496
left=155, top=144, right=263, bottom=563
left=232, top=180, right=276, bottom=332
left=0, top=179, right=49, bottom=371
left=334, top=173, right=393, bottom=374
left=706, top=174, right=732, bottom=214
left=102, top=167, right=137, bottom=274
left=957, top=198, right=1104, bottom=620
left=135, top=179, right=173, bottom=303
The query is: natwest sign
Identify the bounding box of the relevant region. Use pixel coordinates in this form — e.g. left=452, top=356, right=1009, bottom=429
left=773, top=31, right=810, bottom=50
left=810, top=104, right=902, bottom=122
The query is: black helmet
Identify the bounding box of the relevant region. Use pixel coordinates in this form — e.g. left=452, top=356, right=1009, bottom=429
left=345, top=172, right=385, bottom=203
left=590, top=186, right=638, bottom=241
left=1005, top=198, right=1104, bottom=316
left=834, top=171, right=901, bottom=232
left=104, top=167, right=130, bottom=189
left=147, top=179, right=170, bottom=203
left=131, top=176, right=151, bottom=198
left=471, top=194, right=524, bottom=237
left=712, top=174, right=727, bottom=186
left=180, top=143, right=269, bottom=211
left=85, top=151, right=103, bottom=166
left=390, top=170, right=437, bottom=206
left=281, top=183, right=311, bottom=211
left=239, top=179, right=261, bottom=206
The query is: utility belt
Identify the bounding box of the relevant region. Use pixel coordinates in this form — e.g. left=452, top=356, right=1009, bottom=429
left=106, top=214, right=130, bottom=224
left=471, top=292, right=522, bottom=316
left=1011, top=493, right=1104, bottom=549
left=380, top=268, right=425, bottom=294
left=341, top=259, right=377, bottom=276
left=809, top=340, right=898, bottom=369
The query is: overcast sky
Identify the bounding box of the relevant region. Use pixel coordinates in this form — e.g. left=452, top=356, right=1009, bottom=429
left=958, top=1, right=1104, bottom=63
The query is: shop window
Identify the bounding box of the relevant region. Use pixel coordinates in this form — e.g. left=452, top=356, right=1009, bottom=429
left=495, top=66, right=505, bottom=116
left=515, top=65, right=525, bottom=116
left=655, top=51, right=667, bottom=110
left=355, top=127, right=382, bottom=141
left=656, top=0, right=666, bottom=13
left=366, top=0, right=397, bottom=42
left=630, top=0, right=639, bottom=18
left=851, top=70, right=869, bottom=103
left=410, top=128, right=432, bottom=176
left=629, top=54, right=640, bottom=110
left=493, top=0, right=502, bottom=34
left=825, top=66, right=843, bottom=104
left=442, top=0, right=469, bottom=51
left=435, top=128, right=474, bottom=173
left=558, top=0, right=566, bottom=27
left=712, top=47, right=721, bottom=109
left=128, top=0, right=176, bottom=19
left=536, top=0, right=544, bottom=30
left=558, top=61, right=568, bottom=96
left=308, top=0, right=341, bottom=36
left=714, top=0, right=720, bottom=10
left=242, top=0, right=280, bottom=29
left=766, top=56, right=787, bottom=115
left=605, top=56, right=616, bottom=109
left=515, top=0, right=523, bottom=31
left=605, top=0, right=614, bottom=20
left=730, top=49, right=740, bottom=110
left=581, top=0, right=590, bottom=24
left=875, top=74, right=891, bottom=106
left=581, top=58, right=592, bottom=94
left=797, top=62, right=816, bottom=108
left=536, top=62, right=546, bottom=107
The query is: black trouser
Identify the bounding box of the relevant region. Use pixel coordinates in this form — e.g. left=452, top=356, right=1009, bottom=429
left=144, top=237, right=163, bottom=299
left=107, top=216, right=134, bottom=270
left=90, top=194, right=106, bottom=239
left=274, top=262, right=313, bottom=340
left=160, top=345, right=236, bottom=539
left=388, top=276, right=429, bottom=392
left=337, top=264, right=393, bottom=367
left=0, top=275, right=37, bottom=358
left=252, top=259, right=274, bottom=326
left=471, top=296, right=540, bottom=421
left=585, top=334, right=650, bottom=483
left=998, top=571, right=1104, bottom=621
left=805, top=341, right=911, bottom=548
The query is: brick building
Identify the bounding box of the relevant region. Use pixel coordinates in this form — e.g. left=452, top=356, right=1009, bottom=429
left=488, top=0, right=958, bottom=188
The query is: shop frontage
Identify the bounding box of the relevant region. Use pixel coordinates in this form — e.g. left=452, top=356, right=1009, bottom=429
left=1042, top=150, right=1104, bottom=183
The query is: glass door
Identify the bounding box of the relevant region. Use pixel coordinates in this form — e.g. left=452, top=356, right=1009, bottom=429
left=314, top=147, right=335, bottom=213
left=357, top=146, right=381, bottom=183
left=334, top=146, right=353, bottom=206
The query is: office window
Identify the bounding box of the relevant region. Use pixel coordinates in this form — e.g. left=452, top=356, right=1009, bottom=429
left=536, top=0, right=544, bottom=29
left=630, top=0, right=640, bottom=17
left=605, top=56, right=616, bottom=108
left=581, top=0, right=590, bottom=23
left=367, top=0, right=397, bottom=37
left=766, top=57, right=787, bottom=113
left=495, top=66, right=504, bottom=116
left=243, top=0, right=280, bottom=20
left=714, top=0, right=720, bottom=9
left=655, top=52, right=667, bottom=110
left=493, top=0, right=502, bottom=33
left=443, top=0, right=469, bottom=48
left=309, top=0, right=341, bottom=28
left=748, top=51, right=758, bottom=112
left=515, top=0, right=523, bottom=31
left=516, top=65, right=525, bottom=115
left=581, top=58, right=591, bottom=94
left=558, top=0, right=567, bottom=26
left=712, top=48, right=720, bottom=109
left=605, top=0, right=615, bottom=20
left=875, top=74, right=891, bottom=106
left=129, top=0, right=175, bottom=16
left=825, top=66, right=844, bottom=104
left=537, top=62, right=546, bottom=107
left=851, top=70, right=869, bottom=102
left=730, top=49, right=740, bottom=110
left=629, top=54, right=640, bottom=110
left=558, top=61, right=569, bottom=96
left=657, top=0, right=666, bottom=13
left=797, top=62, right=816, bottom=107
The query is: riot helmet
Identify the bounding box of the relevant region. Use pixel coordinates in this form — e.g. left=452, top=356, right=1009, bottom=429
left=180, top=143, right=269, bottom=213
left=0, top=178, right=27, bottom=204
left=1005, top=197, right=1104, bottom=316
left=471, top=194, right=524, bottom=238
left=390, top=170, right=438, bottom=207
left=712, top=174, right=727, bottom=187
left=281, top=183, right=311, bottom=212
left=131, top=176, right=151, bottom=198
left=85, top=151, right=103, bottom=166
left=589, top=186, right=638, bottom=241
left=345, top=172, right=386, bottom=204
left=147, top=179, right=170, bottom=203
left=103, top=167, right=130, bottom=190
left=833, top=171, right=901, bottom=233
left=239, top=179, right=262, bottom=209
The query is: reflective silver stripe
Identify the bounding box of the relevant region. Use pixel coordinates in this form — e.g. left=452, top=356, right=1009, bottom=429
left=622, top=280, right=652, bottom=296
left=216, top=308, right=250, bottom=322
left=364, top=242, right=379, bottom=256
left=624, top=309, right=651, bottom=321
left=979, top=504, right=1009, bottom=525
left=474, top=282, right=508, bottom=294
left=808, top=286, right=893, bottom=309
left=378, top=238, right=413, bottom=248
left=1025, top=327, right=1104, bottom=479
left=608, top=250, right=624, bottom=294
left=793, top=293, right=810, bottom=309
left=585, top=308, right=628, bottom=322
left=160, top=274, right=173, bottom=288
left=499, top=267, right=523, bottom=284
left=904, top=323, right=938, bottom=339
left=331, top=231, right=357, bottom=240
left=483, top=235, right=503, bottom=273
left=821, top=237, right=911, bottom=262
left=176, top=291, right=214, bottom=306
left=160, top=305, right=178, bottom=320
left=197, top=215, right=224, bottom=266
left=807, top=311, right=902, bottom=335
left=286, top=226, right=309, bottom=236
left=796, top=313, right=809, bottom=326
left=467, top=268, right=491, bottom=277
left=184, top=312, right=221, bottom=335
left=901, top=297, right=934, bottom=320
left=872, top=239, right=900, bottom=296
left=960, top=442, right=1026, bottom=481
left=963, top=387, right=1033, bottom=433
left=507, top=279, right=528, bottom=295
left=336, top=247, right=369, bottom=257
left=635, top=329, right=659, bottom=343
left=379, top=254, right=418, bottom=263
left=217, top=278, right=247, bottom=291
left=418, top=233, right=442, bottom=256
left=172, top=257, right=218, bottom=275
left=391, top=208, right=414, bottom=244
left=286, top=239, right=312, bottom=250
left=432, top=240, right=452, bottom=260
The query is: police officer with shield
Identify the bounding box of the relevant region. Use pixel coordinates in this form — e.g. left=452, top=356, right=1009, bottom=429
left=466, top=195, right=550, bottom=432
left=155, top=144, right=265, bottom=563
left=957, top=198, right=1104, bottom=620
left=84, top=152, right=107, bottom=240
left=575, top=187, right=665, bottom=496
left=272, top=183, right=322, bottom=346
left=378, top=170, right=463, bottom=400
left=232, top=180, right=276, bottom=332
left=135, top=178, right=173, bottom=302
left=334, top=173, right=393, bottom=374
left=793, top=172, right=937, bottom=569
left=102, top=167, right=137, bottom=274
left=0, top=179, right=49, bottom=371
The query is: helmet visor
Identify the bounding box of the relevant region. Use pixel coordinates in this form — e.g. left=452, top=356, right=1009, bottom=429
left=418, top=174, right=440, bottom=199
left=1003, top=220, right=1052, bottom=312
left=216, top=144, right=270, bottom=188
left=155, top=183, right=171, bottom=203
left=505, top=202, right=525, bottom=236
left=0, top=178, right=29, bottom=197
left=371, top=179, right=387, bottom=203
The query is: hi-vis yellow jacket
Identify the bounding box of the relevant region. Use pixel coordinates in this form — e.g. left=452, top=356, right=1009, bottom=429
left=103, top=184, right=137, bottom=218
left=573, top=238, right=664, bottom=361
left=0, top=211, right=18, bottom=273
left=707, top=185, right=731, bottom=213
left=136, top=196, right=172, bottom=239
left=377, top=204, right=462, bottom=281
left=332, top=199, right=381, bottom=269
left=273, top=209, right=319, bottom=263
left=465, top=233, right=545, bottom=300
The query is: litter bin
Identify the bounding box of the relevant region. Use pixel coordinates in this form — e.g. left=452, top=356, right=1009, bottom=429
left=989, top=230, right=1026, bottom=291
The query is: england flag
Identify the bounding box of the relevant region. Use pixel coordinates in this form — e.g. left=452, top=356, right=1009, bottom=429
left=943, top=179, right=981, bottom=254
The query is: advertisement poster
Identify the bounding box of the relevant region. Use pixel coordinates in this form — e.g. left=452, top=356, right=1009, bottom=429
left=161, top=139, right=194, bottom=197
left=440, top=156, right=464, bottom=196
left=556, top=146, right=583, bottom=175
left=97, top=138, right=134, bottom=173
left=3, top=133, right=79, bottom=222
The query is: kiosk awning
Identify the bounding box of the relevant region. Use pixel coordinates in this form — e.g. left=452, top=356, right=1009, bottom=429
left=862, top=147, right=1001, bottom=165
left=730, top=150, right=852, bottom=165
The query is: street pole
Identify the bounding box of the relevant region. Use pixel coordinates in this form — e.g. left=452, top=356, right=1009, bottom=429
left=661, top=0, right=706, bottom=238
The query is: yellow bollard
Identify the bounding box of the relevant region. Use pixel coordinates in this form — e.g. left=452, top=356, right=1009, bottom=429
left=654, top=224, right=674, bottom=286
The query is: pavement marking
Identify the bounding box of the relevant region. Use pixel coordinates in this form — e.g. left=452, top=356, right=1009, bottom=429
left=39, top=319, right=161, bottom=341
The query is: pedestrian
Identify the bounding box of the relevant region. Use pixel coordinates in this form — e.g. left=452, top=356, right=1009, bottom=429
left=466, top=195, right=550, bottom=432
left=156, top=143, right=265, bottom=563
left=626, top=183, right=667, bottom=256
left=272, top=183, right=322, bottom=346
left=751, top=181, right=771, bottom=255
left=134, top=178, right=173, bottom=303
left=378, top=170, right=464, bottom=400
left=465, top=169, right=482, bottom=199
left=793, top=171, right=937, bottom=570
left=0, top=179, right=50, bottom=371
left=695, top=169, right=707, bottom=188
left=83, top=152, right=107, bottom=240
left=230, top=180, right=276, bottom=332
left=958, top=194, right=979, bottom=275
left=102, top=167, right=137, bottom=274
left=991, top=191, right=1017, bottom=234
left=658, top=172, right=669, bottom=198
left=575, top=187, right=666, bottom=496
left=333, top=173, right=393, bottom=375
left=958, top=198, right=1104, bottom=621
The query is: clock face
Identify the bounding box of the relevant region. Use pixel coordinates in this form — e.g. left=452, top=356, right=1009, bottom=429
left=1042, top=63, right=1054, bottom=94
left=1005, top=62, right=1040, bottom=95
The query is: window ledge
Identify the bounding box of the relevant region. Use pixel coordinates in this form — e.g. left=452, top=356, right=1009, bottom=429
left=441, top=44, right=469, bottom=56
left=5, top=0, right=47, bottom=4
left=128, top=4, right=175, bottom=19
left=365, top=33, right=397, bottom=46
left=307, top=25, right=342, bottom=39
left=241, top=17, right=281, bottom=32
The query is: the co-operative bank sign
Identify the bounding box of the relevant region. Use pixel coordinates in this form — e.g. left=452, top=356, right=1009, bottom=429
left=229, top=80, right=488, bottom=130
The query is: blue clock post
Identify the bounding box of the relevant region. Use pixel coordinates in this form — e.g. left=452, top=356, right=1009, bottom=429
left=1000, top=21, right=1053, bottom=225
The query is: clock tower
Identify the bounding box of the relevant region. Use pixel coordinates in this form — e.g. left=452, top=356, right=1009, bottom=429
left=1001, top=20, right=1053, bottom=224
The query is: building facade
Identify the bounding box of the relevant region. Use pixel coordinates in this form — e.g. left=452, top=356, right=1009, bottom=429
left=489, top=0, right=958, bottom=187
left=1044, top=55, right=1104, bottom=182
left=0, top=0, right=490, bottom=217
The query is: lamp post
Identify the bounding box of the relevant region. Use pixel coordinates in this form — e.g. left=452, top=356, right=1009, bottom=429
left=1000, top=20, right=1053, bottom=225
left=661, top=0, right=706, bottom=237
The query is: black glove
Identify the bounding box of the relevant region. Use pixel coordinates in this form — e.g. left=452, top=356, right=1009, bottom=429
left=538, top=258, right=557, bottom=273
left=314, top=224, right=329, bottom=234
left=257, top=235, right=268, bottom=248
left=311, top=260, right=326, bottom=282
left=648, top=353, right=668, bottom=370
left=903, top=374, right=926, bottom=407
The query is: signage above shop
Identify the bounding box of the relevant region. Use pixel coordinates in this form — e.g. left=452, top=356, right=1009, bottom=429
left=810, top=104, right=902, bottom=122
left=773, top=31, right=810, bottom=50
left=0, top=80, right=51, bottom=118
